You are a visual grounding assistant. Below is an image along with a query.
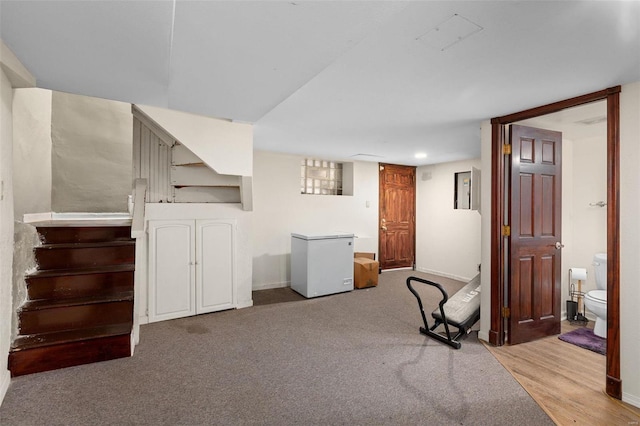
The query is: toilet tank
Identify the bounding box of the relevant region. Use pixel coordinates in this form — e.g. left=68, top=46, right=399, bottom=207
left=593, top=253, right=607, bottom=290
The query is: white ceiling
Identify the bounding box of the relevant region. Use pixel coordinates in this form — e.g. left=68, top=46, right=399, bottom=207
left=1, top=1, right=639, bottom=166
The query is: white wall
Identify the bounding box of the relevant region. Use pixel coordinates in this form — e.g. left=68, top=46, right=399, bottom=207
left=479, top=121, right=492, bottom=342
left=136, top=104, right=253, bottom=177
left=13, top=88, right=52, bottom=219
left=51, top=91, right=132, bottom=213
left=479, top=82, right=640, bottom=408
left=619, top=81, right=640, bottom=407
left=415, top=159, right=481, bottom=281
left=0, top=54, right=14, bottom=407
left=1, top=38, right=35, bottom=407
left=252, top=151, right=379, bottom=289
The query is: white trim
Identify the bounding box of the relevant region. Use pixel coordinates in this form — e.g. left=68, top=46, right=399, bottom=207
left=622, top=391, right=640, bottom=409
left=477, top=330, right=489, bottom=343
left=252, top=281, right=290, bottom=291
left=0, top=369, right=10, bottom=406
left=52, top=212, right=131, bottom=220
left=23, top=212, right=132, bottom=222
left=22, top=212, right=52, bottom=223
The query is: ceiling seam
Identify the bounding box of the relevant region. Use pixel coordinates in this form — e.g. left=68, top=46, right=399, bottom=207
left=167, top=0, right=177, bottom=89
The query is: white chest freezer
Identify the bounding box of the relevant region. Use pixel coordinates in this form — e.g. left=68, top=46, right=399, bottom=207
left=290, top=232, right=354, bottom=298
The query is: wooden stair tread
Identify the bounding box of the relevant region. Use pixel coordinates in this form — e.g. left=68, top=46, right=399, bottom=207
left=11, top=220, right=135, bottom=376
left=11, top=323, right=132, bottom=352
left=37, top=240, right=135, bottom=250
left=22, top=291, right=133, bottom=311
left=28, top=263, right=135, bottom=278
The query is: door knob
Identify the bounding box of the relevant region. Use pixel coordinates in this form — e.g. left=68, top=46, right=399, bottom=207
left=555, top=242, right=564, bottom=249
left=381, top=225, right=387, bottom=231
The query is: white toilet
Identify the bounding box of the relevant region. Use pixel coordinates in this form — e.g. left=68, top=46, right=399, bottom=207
left=584, top=253, right=607, bottom=338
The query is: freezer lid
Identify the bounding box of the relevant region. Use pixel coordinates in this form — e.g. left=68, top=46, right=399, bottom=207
left=292, top=232, right=354, bottom=240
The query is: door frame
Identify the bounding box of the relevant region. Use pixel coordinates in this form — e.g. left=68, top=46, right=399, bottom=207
left=489, top=86, right=621, bottom=399
left=378, top=163, right=416, bottom=270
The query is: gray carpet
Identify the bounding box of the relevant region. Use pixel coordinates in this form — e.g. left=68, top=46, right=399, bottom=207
left=0, top=270, right=552, bottom=425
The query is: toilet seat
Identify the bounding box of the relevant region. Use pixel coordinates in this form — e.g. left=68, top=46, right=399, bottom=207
left=586, top=289, right=607, bottom=303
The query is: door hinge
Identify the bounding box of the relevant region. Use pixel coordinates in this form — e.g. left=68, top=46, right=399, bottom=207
left=502, top=225, right=511, bottom=236
left=503, top=144, right=512, bottom=155
left=502, top=306, right=511, bottom=318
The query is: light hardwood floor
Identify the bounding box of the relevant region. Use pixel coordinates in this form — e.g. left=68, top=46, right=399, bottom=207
left=485, top=321, right=640, bottom=425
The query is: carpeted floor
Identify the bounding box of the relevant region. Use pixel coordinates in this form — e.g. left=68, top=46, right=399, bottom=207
left=0, top=270, right=552, bottom=425
left=252, top=287, right=306, bottom=306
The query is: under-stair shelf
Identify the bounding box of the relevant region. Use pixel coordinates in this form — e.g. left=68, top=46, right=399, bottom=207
left=132, top=105, right=252, bottom=210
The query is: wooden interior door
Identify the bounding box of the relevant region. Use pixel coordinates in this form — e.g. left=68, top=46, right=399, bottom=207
left=508, top=125, right=563, bottom=344
left=379, top=164, right=416, bottom=270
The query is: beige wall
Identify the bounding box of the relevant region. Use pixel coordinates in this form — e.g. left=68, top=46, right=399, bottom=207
left=415, top=158, right=482, bottom=281
left=13, top=88, right=52, bottom=218
left=252, top=151, right=379, bottom=289
left=51, top=91, right=132, bottom=212
left=566, top=132, right=607, bottom=293
left=619, top=81, right=640, bottom=407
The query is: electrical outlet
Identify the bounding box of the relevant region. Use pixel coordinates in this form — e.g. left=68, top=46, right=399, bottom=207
left=343, top=278, right=353, bottom=286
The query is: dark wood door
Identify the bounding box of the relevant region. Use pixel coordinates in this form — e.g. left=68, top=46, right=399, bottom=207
left=379, top=164, right=415, bottom=270
left=508, top=125, right=563, bottom=344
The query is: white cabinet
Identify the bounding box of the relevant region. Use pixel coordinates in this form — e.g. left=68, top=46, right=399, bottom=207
left=148, top=219, right=236, bottom=323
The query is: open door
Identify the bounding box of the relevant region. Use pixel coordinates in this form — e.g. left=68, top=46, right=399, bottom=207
left=491, top=86, right=622, bottom=399
left=378, top=164, right=415, bottom=270
left=508, top=125, right=563, bottom=344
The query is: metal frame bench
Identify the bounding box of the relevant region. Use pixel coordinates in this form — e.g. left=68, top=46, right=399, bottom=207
left=406, top=274, right=481, bottom=349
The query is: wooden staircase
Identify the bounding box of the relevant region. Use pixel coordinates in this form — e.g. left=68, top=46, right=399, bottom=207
left=9, top=220, right=135, bottom=377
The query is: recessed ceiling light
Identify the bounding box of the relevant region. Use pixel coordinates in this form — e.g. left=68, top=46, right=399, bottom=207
left=415, top=152, right=427, bottom=159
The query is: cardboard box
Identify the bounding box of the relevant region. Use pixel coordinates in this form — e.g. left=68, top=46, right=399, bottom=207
left=354, top=257, right=379, bottom=289
left=354, top=252, right=376, bottom=260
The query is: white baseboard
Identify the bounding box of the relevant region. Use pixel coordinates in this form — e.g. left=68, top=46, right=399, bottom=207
left=252, top=281, right=289, bottom=291
left=623, top=391, right=640, bottom=409
left=477, top=330, right=489, bottom=343
left=236, top=300, right=254, bottom=309
left=414, top=267, right=473, bottom=283
left=0, top=369, right=10, bottom=407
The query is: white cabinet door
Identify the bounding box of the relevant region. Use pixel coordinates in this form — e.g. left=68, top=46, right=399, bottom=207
left=148, top=220, right=195, bottom=322
left=196, top=219, right=236, bottom=314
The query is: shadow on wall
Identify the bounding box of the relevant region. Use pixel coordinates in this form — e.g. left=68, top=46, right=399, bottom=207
left=253, top=253, right=291, bottom=289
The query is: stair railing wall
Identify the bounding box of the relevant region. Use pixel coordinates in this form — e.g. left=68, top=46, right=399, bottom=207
left=131, top=178, right=147, bottom=349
